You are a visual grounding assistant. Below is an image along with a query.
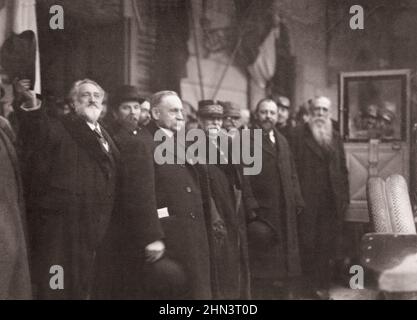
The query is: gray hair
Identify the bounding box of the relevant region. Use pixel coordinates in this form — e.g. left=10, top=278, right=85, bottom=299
left=310, top=96, right=331, bottom=111
left=149, top=90, right=179, bottom=109
left=68, top=79, right=105, bottom=103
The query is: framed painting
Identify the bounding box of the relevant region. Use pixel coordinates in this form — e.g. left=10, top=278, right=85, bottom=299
left=339, top=70, right=410, bottom=142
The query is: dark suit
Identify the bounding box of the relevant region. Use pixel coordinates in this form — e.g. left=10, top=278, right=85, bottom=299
left=18, top=109, right=119, bottom=299
left=248, top=127, right=304, bottom=285
left=142, top=122, right=212, bottom=299
left=291, top=123, right=349, bottom=290
left=202, top=135, right=255, bottom=299
left=106, top=121, right=164, bottom=299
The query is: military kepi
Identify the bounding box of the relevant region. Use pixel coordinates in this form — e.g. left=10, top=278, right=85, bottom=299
left=197, top=100, right=223, bottom=117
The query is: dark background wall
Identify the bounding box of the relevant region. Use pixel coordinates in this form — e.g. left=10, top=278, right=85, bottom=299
left=36, top=0, right=124, bottom=100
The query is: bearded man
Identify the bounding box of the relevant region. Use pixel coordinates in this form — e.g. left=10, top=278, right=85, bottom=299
left=15, top=79, right=120, bottom=299
left=104, top=85, right=165, bottom=299
left=291, top=96, right=349, bottom=300
left=248, top=98, right=304, bottom=299
left=138, top=99, right=151, bottom=128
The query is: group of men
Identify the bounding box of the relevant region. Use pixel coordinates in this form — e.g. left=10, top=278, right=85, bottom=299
left=0, top=77, right=349, bottom=300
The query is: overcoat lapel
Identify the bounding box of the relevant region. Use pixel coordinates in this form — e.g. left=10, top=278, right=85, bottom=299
left=61, top=114, right=117, bottom=173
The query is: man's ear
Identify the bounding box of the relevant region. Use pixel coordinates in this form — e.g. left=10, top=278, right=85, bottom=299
left=112, top=110, right=119, bottom=120
left=151, top=107, right=159, bottom=120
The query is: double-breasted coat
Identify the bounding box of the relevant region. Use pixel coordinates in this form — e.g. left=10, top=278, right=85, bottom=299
left=142, top=122, right=212, bottom=299
left=18, top=109, right=120, bottom=299
left=248, top=127, right=304, bottom=280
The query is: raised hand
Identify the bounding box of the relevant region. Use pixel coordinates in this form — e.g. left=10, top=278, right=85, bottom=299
left=13, top=78, right=39, bottom=110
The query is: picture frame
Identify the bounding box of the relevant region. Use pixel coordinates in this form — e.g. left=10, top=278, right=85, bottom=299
left=339, top=69, right=410, bottom=142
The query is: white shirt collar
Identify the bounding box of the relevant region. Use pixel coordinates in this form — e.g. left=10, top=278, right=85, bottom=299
left=86, top=122, right=100, bottom=132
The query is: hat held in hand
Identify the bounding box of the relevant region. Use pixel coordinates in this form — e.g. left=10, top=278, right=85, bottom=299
left=247, top=217, right=278, bottom=249
left=1, top=30, right=36, bottom=89
left=142, top=256, right=190, bottom=299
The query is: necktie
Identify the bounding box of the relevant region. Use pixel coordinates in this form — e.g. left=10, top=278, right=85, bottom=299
left=93, top=125, right=109, bottom=153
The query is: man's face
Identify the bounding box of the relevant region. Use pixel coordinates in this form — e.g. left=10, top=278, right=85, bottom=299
left=311, top=103, right=330, bottom=126
left=256, top=100, right=278, bottom=132
left=74, top=83, right=104, bottom=124
left=240, top=109, right=250, bottom=127
left=223, top=115, right=241, bottom=132
left=138, top=100, right=151, bottom=126
left=114, top=100, right=141, bottom=125
left=152, top=95, right=184, bottom=132
left=199, top=115, right=223, bottom=138
left=277, top=105, right=289, bottom=126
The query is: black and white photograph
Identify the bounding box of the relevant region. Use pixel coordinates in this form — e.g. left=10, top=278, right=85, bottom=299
left=1, top=0, right=417, bottom=306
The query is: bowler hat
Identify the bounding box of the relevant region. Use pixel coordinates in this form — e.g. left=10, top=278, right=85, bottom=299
left=142, top=256, right=189, bottom=299
left=1, top=30, right=36, bottom=89
left=110, top=85, right=145, bottom=110
left=247, top=218, right=278, bottom=248
left=198, top=100, right=223, bottom=117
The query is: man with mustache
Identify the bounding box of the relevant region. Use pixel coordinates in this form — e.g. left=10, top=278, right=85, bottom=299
left=247, top=98, right=304, bottom=299
left=141, top=91, right=212, bottom=299
left=104, top=85, right=165, bottom=298
left=138, top=99, right=151, bottom=128
left=196, top=100, right=257, bottom=299
left=274, top=95, right=294, bottom=141
left=291, top=96, right=349, bottom=299
left=15, top=78, right=120, bottom=299
left=219, top=101, right=242, bottom=138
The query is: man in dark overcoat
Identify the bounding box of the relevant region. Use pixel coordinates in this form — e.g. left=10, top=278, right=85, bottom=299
left=248, top=98, right=304, bottom=299
left=196, top=100, right=258, bottom=300
left=291, top=96, right=349, bottom=299
left=141, top=90, right=212, bottom=299
left=15, top=79, right=120, bottom=299
left=104, top=85, right=165, bottom=299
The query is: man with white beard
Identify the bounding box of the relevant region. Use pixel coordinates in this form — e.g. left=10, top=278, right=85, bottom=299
left=291, top=96, right=349, bottom=300
left=15, top=79, right=120, bottom=299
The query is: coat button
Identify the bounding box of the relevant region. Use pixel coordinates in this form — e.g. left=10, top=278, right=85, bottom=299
left=190, top=212, right=196, bottom=219
left=185, top=186, right=192, bottom=193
